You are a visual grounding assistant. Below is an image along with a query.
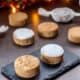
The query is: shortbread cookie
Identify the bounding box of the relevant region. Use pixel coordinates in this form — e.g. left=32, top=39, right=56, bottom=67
left=13, top=28, right=35, bottom=46
left=14, top=55, right=40, bottom=78
left=68, top=27, right=80, bottom=43
left=9, top=12, right=28, bottom=27
left=38, top=22, right=59, bottom=38
left=41, top=44, right=64, bottom=65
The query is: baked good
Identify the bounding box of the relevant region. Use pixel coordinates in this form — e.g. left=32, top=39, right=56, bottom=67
left=40, top=44, right=64, bottom=65
left=0, top=25, right=9, bottom=37
left=13, top=28, right=35, bottom=46
left=68, top=27, right=80, bottom=43
left=14, top=55, right=40, bottom=78
left=38, top=22, right=59, bottom=38
left=9, top=12, right=28, bottom=27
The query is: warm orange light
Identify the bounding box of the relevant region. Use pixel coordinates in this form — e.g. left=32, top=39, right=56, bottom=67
left=62, top=0, right=71, bottom=4
left=16, top=4, right=20, bottom=9
left=12, top=7, right=16, bottom=14
left=10, top=4, right=17, bottom=14
left=31, top=11, right=40, bottom=30
left=65, top=0, right=70, bottom=3
left=45, top=0, right=52, bottom=2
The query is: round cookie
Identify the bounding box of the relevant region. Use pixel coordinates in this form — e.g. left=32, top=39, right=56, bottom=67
left=9, top=12, right=28, bottom=27
left=13, top=28, right=35, bottom=46
left=38, top=22, right=59, bottom=38
left=40, top=44, right=64, bottom=65
left=14, top=55, right=40, bottom=78
left=68, top=27, right=80, bottom=44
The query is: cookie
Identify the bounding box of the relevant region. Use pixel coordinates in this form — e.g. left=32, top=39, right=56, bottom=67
left=38, top=22, right=59, bottom=38
left=13, top=28, right=35, bottom=46
left=9, top=12, right=28, bottom=27
left=41, top=44, right=64, bottom=65
left=68, top=27, right=80, bottom=44
left=14, top=55, right=40, bottom=78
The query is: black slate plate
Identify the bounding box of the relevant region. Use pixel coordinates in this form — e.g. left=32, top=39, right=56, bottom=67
left=1, top=49, right=80, bottom=80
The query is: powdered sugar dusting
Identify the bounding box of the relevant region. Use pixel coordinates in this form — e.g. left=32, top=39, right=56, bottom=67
left=41, top=44, right=64, bottom=57
left=13, top=28, right=35, bottom=40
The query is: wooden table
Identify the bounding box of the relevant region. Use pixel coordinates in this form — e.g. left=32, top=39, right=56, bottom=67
left=0, top=3, right=80, bottom=80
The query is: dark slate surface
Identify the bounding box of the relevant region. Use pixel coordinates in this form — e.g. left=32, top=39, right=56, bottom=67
left=1, top=49, right=80, bottom=80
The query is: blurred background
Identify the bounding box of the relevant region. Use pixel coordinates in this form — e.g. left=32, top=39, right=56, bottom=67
left=0, top=0, right=79, bottom=11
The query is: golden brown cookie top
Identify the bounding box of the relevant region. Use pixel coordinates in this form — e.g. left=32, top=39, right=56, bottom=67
left=14, top=55, right=40, bottom=71
left=68, top=27, right=80, bottom=38
left=10, top=12, right=28, bottom=22
left=38, top=22, right=59, bottom=32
